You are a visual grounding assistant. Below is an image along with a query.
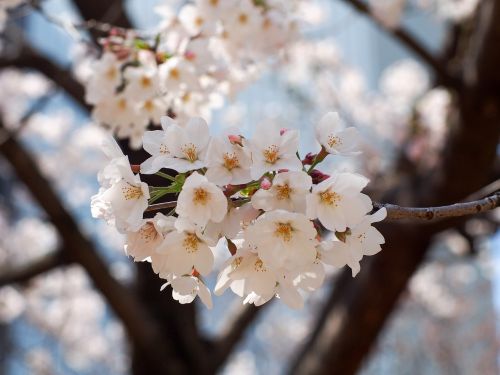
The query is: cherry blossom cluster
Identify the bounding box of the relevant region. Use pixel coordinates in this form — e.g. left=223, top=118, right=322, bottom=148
left=85, top=0, right=299, bottom=148
left=91, top=111, right=386, bottom=309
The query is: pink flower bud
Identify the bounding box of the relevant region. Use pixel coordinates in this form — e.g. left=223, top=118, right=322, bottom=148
left=185, top=50, right=196, bottom=61
left=228, top=134, right=242, bottom=144
left=280, top=128, right=288, bottom=136
left=260, top=178, right=272, bottom=190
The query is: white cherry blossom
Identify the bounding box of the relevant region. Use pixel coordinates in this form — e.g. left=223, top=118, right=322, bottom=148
left=124, top=213, right=175, bottom=262
left=161, top=274, right=213, bottom=309
left=251, top=171, right=311, bottom=213
left=205, top=132, right=252, bottom=186
left=123, top=64, right=160, bottom=101
left=159, top=57, right=200, bottom=95
left=247, top=210, right=318, bottom=271
left=306, top=172, right=372, bottom=232
left=315, top=112, right=362, bottom=156
left=141, top=116, right=210, bottom=173
left=176, top=172, right=228, bottom=227
left=247, top=123, right=302, bottom=180
left=85, top=52, right=121, bottom=105
left=91, top=137, right=149, bottom=233
left=321, top=208, right=387, bottom=276
left=155, top=218, right=216, bottom=277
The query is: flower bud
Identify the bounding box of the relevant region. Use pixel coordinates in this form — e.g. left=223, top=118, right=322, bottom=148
left=260, top=178, right=272, bottom=190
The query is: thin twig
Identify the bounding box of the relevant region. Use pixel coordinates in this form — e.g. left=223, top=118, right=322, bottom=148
left=374, top=192, right=500, bottom=221
left=339, top=0, right=460, bottom=88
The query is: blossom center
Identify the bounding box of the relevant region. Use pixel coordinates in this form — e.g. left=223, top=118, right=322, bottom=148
left=140, top=76, right=152, bottom=88
left=274, top=222, right=293, bottom=242
left=210, top=0, right=219, bottom=6
left=181, top=143, right=198, bottom=162
left=195, top=16, right=204, bottom=27
left=183, top=233, right=199, bottom=253
left=159, top=143, right=170, bottom=155
left=275, top=183, right=292, bottom=200
left=193, top=188, right=210, bottom=205
left=122, top=183, right=143, bottom=200
left=139, top=222, right=158, bottom=243
left=320, top=190, right=340, bottom=207
left=263, top=145, right=280, bottom=164
left=232, top=256, right=243, bottom=268
left=169, top=68, right=180, bottom=80
left=117, top=98, right=127, bottom=111
left=238, top=13, right=248, bottom=24
left=357, top=233, right=367, bottom=243
left=327, top=134, right=342, bottom=148
left=223, top=152, right=240, bottom=170
left=254, top=259, right=266, bottom=272
left=143, top=100, right=154, bottom=112
left=106, top=67, right=117, bottom=80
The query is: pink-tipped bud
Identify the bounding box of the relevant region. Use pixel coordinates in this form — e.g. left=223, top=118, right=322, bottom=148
left=228, top=134, right=242, bottom=144
left=280, top=128, right=288, bottom=136
left=277, top=169, right=289, bottom=173
left=185, top=50, right=196, bottom=61
left=310, top=169, right=330, bottom=184
left=302, top=152, right=316, bottom=166
left=260, top=178, right=272, bottom=190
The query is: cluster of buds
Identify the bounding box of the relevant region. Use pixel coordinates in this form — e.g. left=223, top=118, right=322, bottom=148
left=91, top=112, right=386, bottom=309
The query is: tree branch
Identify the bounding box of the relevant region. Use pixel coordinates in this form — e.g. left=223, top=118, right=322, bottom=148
left=339, top=0, right=461, bottom=88
left=146, top=192, right=500, bottom=221
left=211, top=304, right=264, bottom=371
left=0, top=251, right=67, bottom=288
left=375, top=192, right=500, bottom=221
left=0, top=43, right=89, bottom=111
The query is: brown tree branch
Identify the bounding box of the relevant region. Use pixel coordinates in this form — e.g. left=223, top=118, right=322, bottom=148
left=211, top=304, right=264, bottom=371
left=0, top=251, right=67, bottom=288
left=0, top=43, right=89, bottom=111
left=339, top=0, right=461, bottom=88
left=375, top=192, right=500, bottom=221
left=0, top=121, right=186, bottom=374
left=145, top=192, right=500, bottom=221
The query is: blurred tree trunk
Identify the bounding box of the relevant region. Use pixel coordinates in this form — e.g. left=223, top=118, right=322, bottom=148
left=71, top=2, right=208, bottom=374
left=289, top=1, right=500, bottom=374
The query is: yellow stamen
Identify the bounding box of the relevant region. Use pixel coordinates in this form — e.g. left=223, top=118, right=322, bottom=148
left=327, top=135, right=342, bottom=148
left=274, top=222, right=293, bottom=242
left=223, top=152, right=240, bottom=170
left=275, top=183, right=292, bottom=200
left=238, top=13, right=248, bottom=24
left=195, top=16, right=204, bottom=27
left=139, top=223, right=158, bottom=243
left=140, top=76, right=152, bottom=88
left=181, top=143, right=198, bottom=162
left=159, top=144, right=169, bottom=155
left=169, top=68, right=180, bottom=80
left=320, top=190, right=340, bottom=207
left=263, top=145, right=279, bottom=164
left=193, top=188, right=210, bottom=205
left=183, top=233, right=199, bottom=253
left=122, top=183, right=143, bottom=200
left=254, top=258, right=266, bottom=272
left=106, top=67, right=117, bottom=80
left=117, top=98, right=127, bottom=111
